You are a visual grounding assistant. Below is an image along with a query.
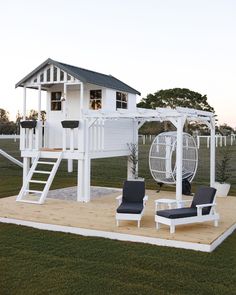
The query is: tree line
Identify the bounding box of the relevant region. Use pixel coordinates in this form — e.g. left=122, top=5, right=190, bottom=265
left=0, top=109, right=46, bottom=134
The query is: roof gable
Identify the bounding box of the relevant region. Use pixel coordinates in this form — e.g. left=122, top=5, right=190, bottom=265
left=15, top=58, right=141, bottom=95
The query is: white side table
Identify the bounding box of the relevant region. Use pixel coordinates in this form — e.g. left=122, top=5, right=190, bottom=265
left=155, top=198, right=178, bottom=211
left=155, top=198, right=192, bottom=211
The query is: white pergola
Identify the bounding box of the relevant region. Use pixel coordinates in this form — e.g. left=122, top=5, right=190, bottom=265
left=83, top=107, right=216, bottom=202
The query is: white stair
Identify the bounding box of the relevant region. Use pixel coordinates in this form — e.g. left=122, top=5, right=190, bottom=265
left=17, top=152, right=63, bottom=204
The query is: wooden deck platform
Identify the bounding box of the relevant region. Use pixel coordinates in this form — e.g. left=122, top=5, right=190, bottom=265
left=0, top=190, right=235, bottom=252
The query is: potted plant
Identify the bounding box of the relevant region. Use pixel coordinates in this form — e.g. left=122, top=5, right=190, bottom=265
left=214, top=147, right=231, bottom=197
left=127, top=143, right=144, bottom=181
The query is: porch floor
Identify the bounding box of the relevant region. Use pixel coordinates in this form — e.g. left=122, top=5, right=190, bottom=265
left=0, top=189, right=235, bottom=252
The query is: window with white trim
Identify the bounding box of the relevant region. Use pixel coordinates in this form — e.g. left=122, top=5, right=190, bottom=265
left=51, top=92, right=62, bottom=111
left=90, top=90, right=102, bottom=110
left=116, top=92, right=128, bottom=109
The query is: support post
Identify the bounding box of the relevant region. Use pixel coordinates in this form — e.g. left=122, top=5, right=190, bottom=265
left=35, top=85, right=42, bottom=150
left=80, top=83, right=84, bottom=115
left=77, top=159, right=84, bottom=202
left=83, top=157, right=91, bottom=202
left=23, top=157, right=30, bottom=186
left=68, top=128, right=74, bottom=172
left=63, top=83, right=67, bottom=119
left=83, top=119, right=91, bottom=202
left=210, top=117, right=216, bottom=187
left=20, top=126, right=25, bottom=150
left=23, top=86, right=26, bottom=120
left=38, top=85, right=41, bottom=118
left=176, top=116, right=183, bottom=202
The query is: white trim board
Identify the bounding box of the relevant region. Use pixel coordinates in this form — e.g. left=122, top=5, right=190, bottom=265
left=0, top=217, right=235, bottom=253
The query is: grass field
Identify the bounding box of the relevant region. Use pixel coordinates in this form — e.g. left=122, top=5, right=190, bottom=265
left=0, top=139, right=235, bottom=198
left=0, top=223, right=236, bottom=295
left=0, top=139, right=236, bottom=294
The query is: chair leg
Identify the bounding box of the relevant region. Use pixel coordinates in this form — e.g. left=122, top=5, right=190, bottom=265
left=156, top=222, right=160, bottom=230
left=214, top=219, right=218, bottom=227
left=116, top=220, right=119, bottom=227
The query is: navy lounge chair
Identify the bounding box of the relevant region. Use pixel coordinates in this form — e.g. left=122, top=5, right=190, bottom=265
left=155, top=186, right=219, bottom=233
left=116, top=180, right=148, bottom=228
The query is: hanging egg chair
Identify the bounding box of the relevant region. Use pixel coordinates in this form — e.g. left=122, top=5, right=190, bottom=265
left=149, top=132, right=198, bottom=184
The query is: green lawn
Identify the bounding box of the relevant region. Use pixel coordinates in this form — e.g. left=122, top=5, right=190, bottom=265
left=0, top=223, right=236, bottom=295
left=0, top=139, right=236, bottom=198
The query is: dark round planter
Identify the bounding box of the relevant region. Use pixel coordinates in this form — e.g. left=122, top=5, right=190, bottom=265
left=20, top=120, right=37, bottom=129
left=61, top=120, right=79, bottom=129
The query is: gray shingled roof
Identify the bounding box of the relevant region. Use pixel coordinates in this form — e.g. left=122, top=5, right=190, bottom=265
left=15, top=58, right=141, bottom=95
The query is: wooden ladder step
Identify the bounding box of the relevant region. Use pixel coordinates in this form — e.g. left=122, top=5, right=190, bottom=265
left=37, top=161, right=55, bottom=165
left=34, top=170, right=51, bottom=174
left=25, top=189, right=43, bottom=194
left=29, top=180, right=47, bottom=184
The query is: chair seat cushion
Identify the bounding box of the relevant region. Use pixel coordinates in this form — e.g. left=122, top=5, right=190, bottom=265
left=156, top=207, right=203, bottom=219
left=117, top=202, right=144, bottom=214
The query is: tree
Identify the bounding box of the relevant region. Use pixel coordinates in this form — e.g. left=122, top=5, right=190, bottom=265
left=0, top=108, right=17, bottom=134
left=0, top=108, right=10, bottom=123
left=137, top=88, right=215, bottom=113
left=218, top=123, right=234, bottom=136
left=16, top=110, right=46, bottom=122
left=137, top=88, right=215, bottom=134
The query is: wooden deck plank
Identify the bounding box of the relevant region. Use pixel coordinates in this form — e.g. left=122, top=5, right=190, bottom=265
left=0, top=190, right=235, bottom=246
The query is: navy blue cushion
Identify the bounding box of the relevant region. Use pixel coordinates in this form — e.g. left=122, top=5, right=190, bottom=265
left=122, top=181, right=145, bottom=203
left=191, top=186, right=216, bottom=214
left=117, top=202, right=144, bottom=214
left=156, top=208, right=198, bottom=219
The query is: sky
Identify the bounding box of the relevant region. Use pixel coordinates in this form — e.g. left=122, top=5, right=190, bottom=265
left=0, top=0, right=235, bottom=127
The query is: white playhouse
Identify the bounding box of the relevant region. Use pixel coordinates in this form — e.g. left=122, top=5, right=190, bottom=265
left=15, top=58, right=216, bottom=205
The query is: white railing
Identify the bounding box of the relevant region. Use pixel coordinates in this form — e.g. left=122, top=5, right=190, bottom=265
left=89, top=119, right=105, bottom=152
left=20, top=121, right=44, bottom=151
left=62, top=127, right=79, bottom=152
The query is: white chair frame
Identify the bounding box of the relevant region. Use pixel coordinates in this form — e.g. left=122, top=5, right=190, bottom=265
left=116, top=195, right=148, bottom=228
left=155, top=200, right=219, bottom=234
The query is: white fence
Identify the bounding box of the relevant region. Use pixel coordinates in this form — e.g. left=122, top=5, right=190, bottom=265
left=197, top=135, right=235, bottom=149
left=0, top=134, right=20, bottom=142
left=139, top=134, right=236, bottom=148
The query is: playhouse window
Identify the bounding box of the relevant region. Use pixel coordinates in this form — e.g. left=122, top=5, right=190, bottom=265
left=46, top=68, right=50, bottom=82
left=53, top=67, right=57, bottom=81
left=116, top=92, right=128, bottom=109
left=40, top=73, right=44, bottom=82
left=60, top=70, right=64, bottom=81
left=51, top=92, right=62, bottom=111
left=90, top=90, right=102, bottom=110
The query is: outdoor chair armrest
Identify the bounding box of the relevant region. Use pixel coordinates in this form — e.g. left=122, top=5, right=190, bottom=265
left=196, top=203, right=216, bottom=216
left=116, top=195, right=122, bottom=206
left=143, top=195, right=148, bottom=206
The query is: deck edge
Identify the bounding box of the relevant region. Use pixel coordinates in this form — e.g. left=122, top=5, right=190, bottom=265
left=209, top=223, right=236, bottom=252
left=1, top=217, right=230, bottom=252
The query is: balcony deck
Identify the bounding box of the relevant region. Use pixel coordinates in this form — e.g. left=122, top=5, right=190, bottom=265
left=0, top=189, right=235, bottom=252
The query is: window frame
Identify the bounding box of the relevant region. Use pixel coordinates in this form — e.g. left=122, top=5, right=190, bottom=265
left=89, top=89, right=102, bottom=110
left=51, top=91, right=62, bottom=111
left=116, top=91, right=128, bottom=110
